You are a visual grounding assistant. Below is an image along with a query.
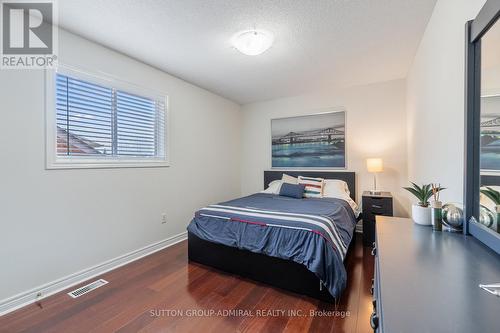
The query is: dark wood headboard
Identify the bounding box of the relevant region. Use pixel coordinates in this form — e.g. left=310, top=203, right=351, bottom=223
left=481, top=175, right=500, bottom=186
left=264, top=170, right=356, bottom=201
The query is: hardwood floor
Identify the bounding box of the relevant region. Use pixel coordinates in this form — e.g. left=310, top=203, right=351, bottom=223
left=0, top=235, right=374, bottom=333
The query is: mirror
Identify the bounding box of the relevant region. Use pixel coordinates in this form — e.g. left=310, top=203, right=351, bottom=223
left=479, top=19, right=500, bottom=235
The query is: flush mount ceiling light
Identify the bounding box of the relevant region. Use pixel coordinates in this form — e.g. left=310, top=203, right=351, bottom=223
left=232, top=30, right=274, bottom=56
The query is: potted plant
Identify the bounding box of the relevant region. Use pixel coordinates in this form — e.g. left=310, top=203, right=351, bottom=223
left=403, top=182, right=445, bottom=225
left=480, top=187, right=500, bottom=232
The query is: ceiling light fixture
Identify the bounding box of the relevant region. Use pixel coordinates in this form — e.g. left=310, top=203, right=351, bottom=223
left=232, top=30, right=274, bottom=56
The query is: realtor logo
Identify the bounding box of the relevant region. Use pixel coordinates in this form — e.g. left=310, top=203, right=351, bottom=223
left=1, top=0, right=57, bottom=69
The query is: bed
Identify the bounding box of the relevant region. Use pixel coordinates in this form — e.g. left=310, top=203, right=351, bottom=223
left=187, top=171, right=358, bottom=302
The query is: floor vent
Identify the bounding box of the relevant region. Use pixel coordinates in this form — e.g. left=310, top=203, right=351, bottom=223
left=68, top=279, right=108, bottom=298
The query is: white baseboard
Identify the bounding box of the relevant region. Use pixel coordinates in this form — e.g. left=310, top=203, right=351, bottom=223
left=0, top=231, right=187, bottom=316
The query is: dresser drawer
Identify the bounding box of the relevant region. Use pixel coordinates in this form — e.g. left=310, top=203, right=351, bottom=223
left=363, top=197, right=392, bottom=218
left=362, top=193, right=393, bottom=246
left=373, top=240, right=383, bottom=332
left=364, top=209, right=392, bottom=222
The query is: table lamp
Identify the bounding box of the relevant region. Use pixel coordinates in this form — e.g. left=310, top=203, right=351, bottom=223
left=366, top=158, right=383, bottom=195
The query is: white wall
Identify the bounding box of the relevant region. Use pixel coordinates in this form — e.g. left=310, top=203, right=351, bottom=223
left=406, top=0, right=486, bottom=203
left=241, top=79, right=409, bottom=217
left=0, top=30, right=241, bottom=301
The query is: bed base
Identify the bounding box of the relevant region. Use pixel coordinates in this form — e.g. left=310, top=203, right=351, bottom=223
left=188, top=232, right=354, bottom=303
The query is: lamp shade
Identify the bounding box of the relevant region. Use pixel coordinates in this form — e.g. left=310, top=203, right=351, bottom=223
left=367, top=158, right=383, bottom=173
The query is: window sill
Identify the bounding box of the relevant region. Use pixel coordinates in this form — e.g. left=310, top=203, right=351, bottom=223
left=46, top=159, right=170, bottom=170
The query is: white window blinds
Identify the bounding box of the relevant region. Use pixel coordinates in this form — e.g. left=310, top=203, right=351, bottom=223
left=55, top=73, right=166, bottom=160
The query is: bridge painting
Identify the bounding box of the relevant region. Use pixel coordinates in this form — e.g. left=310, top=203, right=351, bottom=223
left=271, top=111, right=346, bottom=168
left=481, top=114, right=500, bottom=170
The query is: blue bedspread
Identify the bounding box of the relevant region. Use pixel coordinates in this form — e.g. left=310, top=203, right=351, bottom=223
left=187, top=193, right=357, bottom=297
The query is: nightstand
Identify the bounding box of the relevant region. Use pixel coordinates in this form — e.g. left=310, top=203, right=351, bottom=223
left=362, top=191, right=393, bottom=246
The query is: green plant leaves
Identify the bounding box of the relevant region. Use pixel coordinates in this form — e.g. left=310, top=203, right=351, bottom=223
left=403, top=182, right=446, bottom=207
left=403, top=187, right=422, bottom=202
left=481, top=187, right=500, bottom=205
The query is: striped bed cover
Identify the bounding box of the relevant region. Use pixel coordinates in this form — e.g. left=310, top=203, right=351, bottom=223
left=187, top=193, right=357, bottom=297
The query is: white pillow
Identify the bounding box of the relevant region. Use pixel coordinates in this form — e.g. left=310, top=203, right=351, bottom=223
left=323, top=179, right=360, bottom=217
left=324, top=179, right=350, bottom=195
left=261, top=180, right=282, bottom=194
left=261, top=175, right=299, bottom=195
left=480, top=185, right=500, bottom=212
left=261, top=174, right=298, bottom=195
left=281, top=174, right=298, bottom=184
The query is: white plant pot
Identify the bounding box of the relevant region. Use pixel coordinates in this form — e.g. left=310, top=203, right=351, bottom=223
left=412, top=204, right=432, bottom=225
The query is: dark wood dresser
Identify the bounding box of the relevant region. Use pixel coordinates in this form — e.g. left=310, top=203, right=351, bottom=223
left=362, top=191, right=393, bottom=246
left=372, top=216, right=500, bottom=332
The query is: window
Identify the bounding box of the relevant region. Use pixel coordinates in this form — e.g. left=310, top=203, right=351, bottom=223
left=46, top=66, right=168, bottom=169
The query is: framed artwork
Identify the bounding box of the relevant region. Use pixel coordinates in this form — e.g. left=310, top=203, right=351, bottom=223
left=481, top=95, right=500, bottom=171
left=271, top=110, right=346, bottom=168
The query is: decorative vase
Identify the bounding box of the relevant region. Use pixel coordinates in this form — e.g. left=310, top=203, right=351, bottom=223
left=431, top=201, right=443, bottom=231
left=412, top=204, right=431, bottom=225
left=479, top=205, right=495, bottom=228
left=441, top=203, right=463, bottom=232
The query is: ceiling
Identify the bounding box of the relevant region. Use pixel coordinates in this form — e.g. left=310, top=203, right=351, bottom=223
left=59, top=0, right=437, bottom=104
left=481, top=19, right=500, bottom=95
left=482, top=19, right=500, bottom=70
